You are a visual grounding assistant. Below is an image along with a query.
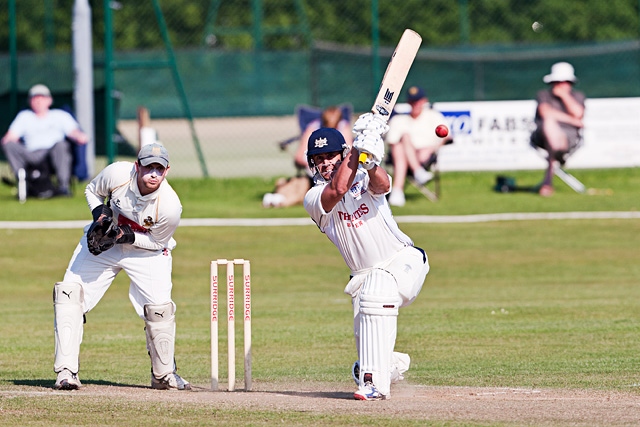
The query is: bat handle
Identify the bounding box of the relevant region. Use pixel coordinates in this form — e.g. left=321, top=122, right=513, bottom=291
left=358, top=152, right=370, bottom=164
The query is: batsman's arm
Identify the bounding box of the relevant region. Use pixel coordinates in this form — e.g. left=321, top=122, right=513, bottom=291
left=320, top=148, right=359, bottom=212
left=366, top=165, right=391, bottom=195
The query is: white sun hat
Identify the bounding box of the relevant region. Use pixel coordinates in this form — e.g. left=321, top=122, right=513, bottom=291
left=543, top=62, right=578, bottom=84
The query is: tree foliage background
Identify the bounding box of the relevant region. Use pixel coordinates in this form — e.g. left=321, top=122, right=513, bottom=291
left=1, top=0, right=639, bottom=52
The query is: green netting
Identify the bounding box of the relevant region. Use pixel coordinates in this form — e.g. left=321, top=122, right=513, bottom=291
left=312, top=40, right=640, bottom=107
left=3, top=39, right=638, bottom=121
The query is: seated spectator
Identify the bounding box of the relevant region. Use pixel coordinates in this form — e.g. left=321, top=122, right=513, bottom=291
left=385, top=86, right=452, bottom=207
left=530, top=62, right=585, bottom=197
left=263, top=106, right=353, bottom=207
left=1, top=84, right=89, bottom=197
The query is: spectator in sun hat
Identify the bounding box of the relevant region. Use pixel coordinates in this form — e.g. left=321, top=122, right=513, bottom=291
left=531, top=62, right=586, bottom=197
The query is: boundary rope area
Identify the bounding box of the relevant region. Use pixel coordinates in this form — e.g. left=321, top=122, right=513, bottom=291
left=1, top=212, right=639, bottom=230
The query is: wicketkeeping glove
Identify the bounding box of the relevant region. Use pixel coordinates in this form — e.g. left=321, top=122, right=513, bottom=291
left=116, top=224, right=135, bottom=244
left=86, top=205, right=118, bottom=256
left=352, top=112, right=390, bottom=136
left=353, top=131, right=385, bottom=170
left=86, top=206, right=136, bottom=255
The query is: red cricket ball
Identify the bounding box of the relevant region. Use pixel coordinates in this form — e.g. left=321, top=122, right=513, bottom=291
left=435, top=124, right=449, bottom=138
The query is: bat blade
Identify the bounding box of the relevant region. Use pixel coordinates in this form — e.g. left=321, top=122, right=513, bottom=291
left=372, top=29, right=422, bottom=118
left=359, top=29, right=422, bottom=164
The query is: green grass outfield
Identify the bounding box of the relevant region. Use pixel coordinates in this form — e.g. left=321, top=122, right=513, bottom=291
left=0, top=168, right=639, bottom=426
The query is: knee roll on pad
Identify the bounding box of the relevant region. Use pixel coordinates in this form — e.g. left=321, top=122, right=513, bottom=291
left=144, top=302, right=176, bottom=379
left=53, top=282, right=84, bottom=373
left=144, top=301, right=175, bottom=323
left=360, top=295, right=400, bottom=316
left=53, top=282, right=84, bottom=306
left=359, top=269, right=402, bottom=316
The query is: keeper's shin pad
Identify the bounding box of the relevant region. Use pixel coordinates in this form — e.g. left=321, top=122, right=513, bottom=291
left=358, top=269, right=401, bottom=396
left=144, top=302, right=176, bottom=379
left=53, top=282, right=84, bottom=373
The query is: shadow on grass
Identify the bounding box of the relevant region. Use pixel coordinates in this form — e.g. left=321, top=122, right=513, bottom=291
left=264, top=389, right=354, bottom=400
left=11, top=379, right=148, bottom=389
left=183, top=385, right=353, bottom=399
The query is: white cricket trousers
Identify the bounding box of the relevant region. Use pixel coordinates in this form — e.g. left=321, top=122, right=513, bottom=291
left=345, top=245, right=429, bottom=306
left=62, top=232, right=175, bottom=318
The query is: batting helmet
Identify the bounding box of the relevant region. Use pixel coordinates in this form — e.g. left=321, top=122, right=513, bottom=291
left=306, top=127, right=348, bottom=168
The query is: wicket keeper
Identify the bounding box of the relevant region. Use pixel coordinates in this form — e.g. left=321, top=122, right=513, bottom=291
left=53, top=143, right=190, bottom=391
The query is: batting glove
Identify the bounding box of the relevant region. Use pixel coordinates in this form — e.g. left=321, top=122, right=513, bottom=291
left=353, top=131, right=385, bottom=170
left=352, top=112, right=389, bottom=136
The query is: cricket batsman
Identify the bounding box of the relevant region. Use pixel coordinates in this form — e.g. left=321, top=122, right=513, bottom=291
left=53, top=143, right=190, bottom=391
left=303, top=114, right=430, bottom=400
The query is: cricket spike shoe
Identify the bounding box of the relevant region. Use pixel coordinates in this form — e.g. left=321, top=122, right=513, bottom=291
left=353, top=373, right=385, bottom=401
left=151, top=371, right=191, bottom=390
left=54, top=369, right=82, bottom=390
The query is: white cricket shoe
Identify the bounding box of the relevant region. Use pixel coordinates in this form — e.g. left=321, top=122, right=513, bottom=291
left=262, top=193, right=275, bottom=208
left=151, top=372, right=191, bottom=390
left=388, top=189, right=405, bottom=207
left=413, top=167, right=434, bottom=186
left=353, top=381, right=385, bottom=401
left=54, top=369, right=82, bottom=390
left=262, top=193, right=286, bottom=208
left=270, top=193, right=286, bottom=207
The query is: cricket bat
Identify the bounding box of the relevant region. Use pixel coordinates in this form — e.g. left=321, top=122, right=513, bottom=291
left=359, top=29, right=422, bottom=164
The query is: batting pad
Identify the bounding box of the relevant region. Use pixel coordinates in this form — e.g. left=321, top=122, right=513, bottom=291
left=144, top=302, right=176, bottom=379
left=53, top=282, right=84, bottom=373
left=358, top=268, right=402, bottom=397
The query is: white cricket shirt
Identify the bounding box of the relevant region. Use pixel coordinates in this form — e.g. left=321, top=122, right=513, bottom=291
left=85, top=161, right=182, bottom=251
left=304, top=169, right=413, bottom=275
